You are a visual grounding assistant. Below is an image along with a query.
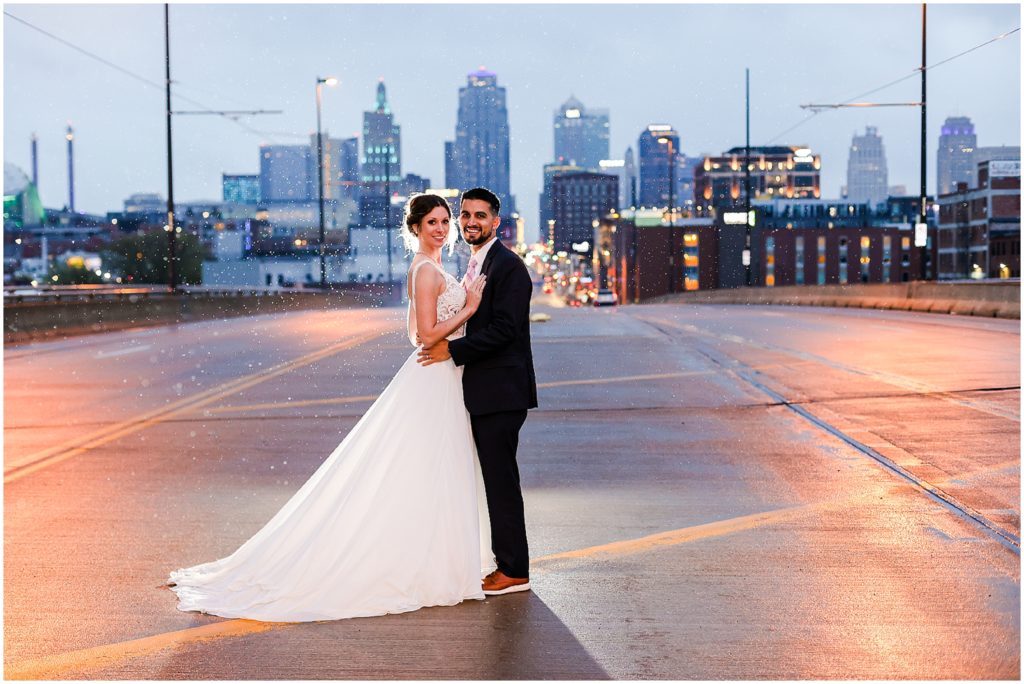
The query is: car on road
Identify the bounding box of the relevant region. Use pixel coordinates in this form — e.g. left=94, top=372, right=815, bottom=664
left=593, top=288, right=618, bottom=307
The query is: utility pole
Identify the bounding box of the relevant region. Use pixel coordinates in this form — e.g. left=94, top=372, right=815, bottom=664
left=316, top=78, right=327, bottom=287
left=65, top=124, right=75, bottom=213
left=164, top=3, right=177, bottom=291
left=919, top=2, right=928, bottom=280
left=799, top=5, right=932, bottom=281
left=745, top=67, right=752, bottom=287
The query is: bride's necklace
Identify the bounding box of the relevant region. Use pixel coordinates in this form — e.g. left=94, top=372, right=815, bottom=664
left=415, top=251, right=441, bottom=264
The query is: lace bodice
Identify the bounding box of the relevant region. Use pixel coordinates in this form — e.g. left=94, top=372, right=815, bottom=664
left=407, top=260, right=467, bottom=346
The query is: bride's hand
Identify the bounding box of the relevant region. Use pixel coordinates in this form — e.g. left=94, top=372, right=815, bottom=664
left=464, top=275, right=486, bottom=312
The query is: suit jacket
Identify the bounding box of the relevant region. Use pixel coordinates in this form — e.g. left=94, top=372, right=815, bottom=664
left=449, top=239, right=539, bottom=416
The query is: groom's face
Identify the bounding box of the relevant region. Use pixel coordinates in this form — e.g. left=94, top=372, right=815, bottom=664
left=459, top=199, right=500, bottom=246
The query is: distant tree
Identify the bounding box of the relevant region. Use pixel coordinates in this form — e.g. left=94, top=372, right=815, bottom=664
left=102, top=229, right=203, bottom=284
left=47, top=262, right=105, bottom=285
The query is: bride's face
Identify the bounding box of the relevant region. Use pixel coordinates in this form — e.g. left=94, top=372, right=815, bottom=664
left=417, top=206, right=452, bottom=250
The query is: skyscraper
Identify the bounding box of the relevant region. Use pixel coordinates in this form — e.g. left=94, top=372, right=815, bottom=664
left=638, top=125, right=680, bottom=208
left=539, top=162, right=583, bottom=231
left=260, top=144, right=314, bottom=202
left=339, top=136, right=360, bottom=183
left=937, top=116, right=977, bottom=195
left=846, top=126, right=889, bottom=206
left=553, top=96, right=610, bottom=170
left=445, top=67, right=513, bottom=215
left=362, top=80, right=401, bottom=186
left=623, top=146, right=637, bottom=208
left=551, top=172, right=619, bottom=253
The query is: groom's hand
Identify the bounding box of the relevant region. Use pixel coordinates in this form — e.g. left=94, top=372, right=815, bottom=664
left=417, top=340, right=451, bottom=366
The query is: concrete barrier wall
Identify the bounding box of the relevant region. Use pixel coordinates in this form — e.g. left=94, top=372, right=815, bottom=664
left=4, top=284, right=403, bottom=345
left=648, top=281, right=1020, bottom=319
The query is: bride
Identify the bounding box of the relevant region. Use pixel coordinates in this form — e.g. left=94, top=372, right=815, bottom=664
left=167, top=193, right=494, bottom=622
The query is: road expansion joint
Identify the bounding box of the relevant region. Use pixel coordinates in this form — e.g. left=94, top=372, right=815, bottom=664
left=630, top=313, right=1020, bottom=423
left=688, top=340, right=1020, bottom=554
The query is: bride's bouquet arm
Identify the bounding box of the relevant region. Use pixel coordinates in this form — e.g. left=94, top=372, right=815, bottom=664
left=414, top=267, right=486, bottom=348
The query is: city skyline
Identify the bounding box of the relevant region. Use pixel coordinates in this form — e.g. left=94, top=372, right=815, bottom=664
left=3, top=2, right=1020, bottom=227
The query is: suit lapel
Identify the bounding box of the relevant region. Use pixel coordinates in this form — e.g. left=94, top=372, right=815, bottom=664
left=481, top=238, right=503, bottom=275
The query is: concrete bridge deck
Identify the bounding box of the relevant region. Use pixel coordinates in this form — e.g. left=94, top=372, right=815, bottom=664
left=3, top=298, right=1019, bottom=679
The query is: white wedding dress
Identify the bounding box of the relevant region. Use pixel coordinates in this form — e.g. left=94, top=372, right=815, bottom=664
left=168, top=260, right=495, bottom=622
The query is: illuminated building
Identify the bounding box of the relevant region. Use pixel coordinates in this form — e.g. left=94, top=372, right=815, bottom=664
left=553, top=96, right=609, bottom=170
left=694, top=145, right=821, bottom=212
left=637, top=124, right=680, bottom=208
left=936, top=116, right=977, bottom=195
left=222, top=174, right=260, bottom=204
left=445, top=67, right=514, bottom=216
left=362, top=80, right=401, bottom=185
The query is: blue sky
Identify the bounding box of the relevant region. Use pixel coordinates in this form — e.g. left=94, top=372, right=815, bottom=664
left=3, top=2, right=1020, bottom=229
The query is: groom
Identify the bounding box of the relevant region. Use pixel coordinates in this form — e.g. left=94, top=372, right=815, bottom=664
left=417, top=187, right=538, bottom=596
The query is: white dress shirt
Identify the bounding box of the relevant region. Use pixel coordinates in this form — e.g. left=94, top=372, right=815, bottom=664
left=464, top=236, right=498, bottom=284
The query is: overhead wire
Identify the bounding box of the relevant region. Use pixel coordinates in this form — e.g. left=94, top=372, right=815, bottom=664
left=3, top=9, right=302, bottom=143
left=764, top=26, right=1020, bottom=144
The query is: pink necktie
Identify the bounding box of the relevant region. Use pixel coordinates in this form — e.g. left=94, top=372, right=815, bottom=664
left=466, top=257, right=478, bottom=284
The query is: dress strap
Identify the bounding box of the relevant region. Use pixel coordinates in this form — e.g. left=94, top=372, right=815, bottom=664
left=409, top=259, right=446, bottom=298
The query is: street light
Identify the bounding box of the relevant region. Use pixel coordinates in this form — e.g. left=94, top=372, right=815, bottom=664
left=385, top=144, right=393, bottom=287
left=658, top=136, right=677, bottom=293
left=315, top=75, right=338, bottom=288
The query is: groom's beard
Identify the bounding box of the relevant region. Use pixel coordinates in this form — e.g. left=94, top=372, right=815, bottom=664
left=462, top=227, right=493, bottom=246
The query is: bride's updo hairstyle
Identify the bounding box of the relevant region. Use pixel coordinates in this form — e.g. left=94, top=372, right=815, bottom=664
left=400, top=193, right=457, bottom=253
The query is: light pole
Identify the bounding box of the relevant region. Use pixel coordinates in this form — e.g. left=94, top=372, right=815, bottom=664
left=385, top=146, right=393, bottom=286
left=164, top=4, right=177, bottom=291
left=658, top=136, right=676, bottom=293
left=315, top=76, right=338, bottom=288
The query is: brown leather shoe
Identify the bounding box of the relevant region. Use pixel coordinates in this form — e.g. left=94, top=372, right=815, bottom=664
left=482, top=570, right=530, bottom=595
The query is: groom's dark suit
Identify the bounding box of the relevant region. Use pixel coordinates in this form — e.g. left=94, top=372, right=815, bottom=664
left=448, top=239, right=537, bottom=579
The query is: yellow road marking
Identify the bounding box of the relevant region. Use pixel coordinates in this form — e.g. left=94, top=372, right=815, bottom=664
left=532, top=503, right=816, bottom=565
left=2, top=491, right=886, bottom=679
left=3, top=327, right=392, bottom=484
left=5, top=457, right=1014, bottom=679
left=206, top=394, right=381, bottom=414
left=538, top=370, right=705, bottom=389
left=198, top=370, right=731, bottom=416
left=4, top=618, right=284, bottom=680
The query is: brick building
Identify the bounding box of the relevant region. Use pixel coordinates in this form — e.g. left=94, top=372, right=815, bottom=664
left=936, top=159, right=1020, bottom=279
left=606, top=200, right=937, bottom=302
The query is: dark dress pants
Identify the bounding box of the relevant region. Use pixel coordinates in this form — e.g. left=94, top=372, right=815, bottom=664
left=471, top=409, right=530, bottom=579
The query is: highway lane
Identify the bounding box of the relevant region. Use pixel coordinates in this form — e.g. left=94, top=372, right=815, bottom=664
left=3, top=299, right=1019, bottom=679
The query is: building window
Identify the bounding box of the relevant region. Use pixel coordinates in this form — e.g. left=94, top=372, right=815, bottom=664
left=860, top=236, right=871, bottom=282
left=883, top=235, right=892, bottom=283
left=683, top=233, right=700, bottom=291
left=795, top=235, right=805, bottom=285
left=817, top=235, right=826, bottom=284
left=839, top=237, right=848, bottom=284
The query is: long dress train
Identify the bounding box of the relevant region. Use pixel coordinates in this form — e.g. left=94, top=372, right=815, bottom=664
left=168, top=260, right=494, bottom=622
